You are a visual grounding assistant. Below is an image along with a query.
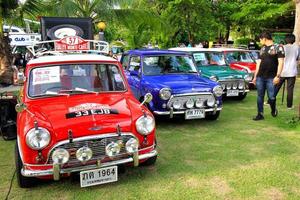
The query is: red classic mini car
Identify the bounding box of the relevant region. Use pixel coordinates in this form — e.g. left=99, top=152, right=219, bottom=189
left=209, top=48, right=256, bottom=72
left=15, top=36, right=157, bottom=188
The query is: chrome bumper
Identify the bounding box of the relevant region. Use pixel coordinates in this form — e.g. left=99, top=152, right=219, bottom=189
left=222, top=89, right=250, bottom=94
left=21, top=150, right=157, bottom=179
left=153, top=107, right=222, bottom=115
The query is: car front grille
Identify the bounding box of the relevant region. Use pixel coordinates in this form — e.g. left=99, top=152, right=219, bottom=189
left=219, top=79, right=245, bottom=90
left=47, top=135, right=135, bottom=166
left=167, top=93, right=215, bottom=110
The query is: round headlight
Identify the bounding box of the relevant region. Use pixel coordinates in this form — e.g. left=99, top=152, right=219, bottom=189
left=105, top=142, right=121, bottom=157
left=206, top=96, right=216, bottom=107
left=185, top=98, right=194, bottom=108
left=195, top=99, right=204, bottom=108
left=238, top=81, right=245, bottom=89
left=172, top=100, right=181, bottom=109
left=232, top=82, right=238, bottom=89
left=52, top=148, right=69, bottom=164
left=136, top=115, right=155, bottom=135
left=210, top=76, right=218, bottom=82
left=159, top=88, right=172, bottom=100
left=244, top=74, right=252, bottom=82
left=76, top=146, right=93, bottom=162
left=26, top=127, right=51, bottom=150
left=126, top=138, right=139, bottom=153
left=213, top=85, right=223, bottom=97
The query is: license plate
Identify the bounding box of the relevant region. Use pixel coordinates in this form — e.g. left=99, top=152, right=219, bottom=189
left=80, top=166, right=118, bottom=187
left=226, top=90, right=239, bottom=96
left=185, top=109, right=205, bottom=119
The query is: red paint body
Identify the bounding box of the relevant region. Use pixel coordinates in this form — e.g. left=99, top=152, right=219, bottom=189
left=17, top=55, right=156, bottom=180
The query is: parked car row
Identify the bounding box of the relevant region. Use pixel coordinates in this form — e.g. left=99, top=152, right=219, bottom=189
left=13, top=36, right=256, bottom=188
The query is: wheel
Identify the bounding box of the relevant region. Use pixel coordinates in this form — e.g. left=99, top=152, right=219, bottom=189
left=235, top=93, right=247, bottom=100
left=205, top=111, right=220, bottom=120
left=140, top=155, right=157, bottom=166
left=15, top=142, right=36, bottom=188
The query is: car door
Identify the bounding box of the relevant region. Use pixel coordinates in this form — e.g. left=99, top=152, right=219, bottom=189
left=123, top=55, right=142, bottom=99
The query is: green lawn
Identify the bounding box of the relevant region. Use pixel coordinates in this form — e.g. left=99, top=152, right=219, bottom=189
left=1, top=80, right=300, bottom=200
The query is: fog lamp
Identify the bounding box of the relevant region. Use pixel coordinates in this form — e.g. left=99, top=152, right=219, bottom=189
left=76, top=146, right=93, bottom=162
left=52, top=148, right=69, bottom=164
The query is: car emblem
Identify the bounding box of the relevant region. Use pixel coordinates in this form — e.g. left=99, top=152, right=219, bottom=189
left=89, top=126, right=102, bottom=131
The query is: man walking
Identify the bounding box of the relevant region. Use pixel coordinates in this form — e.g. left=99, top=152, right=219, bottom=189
left=274, top=34, right=299, bottom=109
left=253, top=31, right=285, bottom=120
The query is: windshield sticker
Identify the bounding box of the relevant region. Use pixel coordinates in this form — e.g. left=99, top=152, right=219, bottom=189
left=69, top=103, right=110, bottom=113
left=32, top=66, right=60, bottom=85
left=114, top=74, right=123, bottom=82
left=193, top=53, right=206, bottom=61
left=73, top=67, right=86, bottom=76
left=66, top=108, right=119, bottom=119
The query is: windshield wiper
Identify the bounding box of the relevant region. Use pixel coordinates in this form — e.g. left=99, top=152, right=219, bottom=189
left=34, top=91, right=70, bottom=97
left=59, top=87, right=99, bottom=95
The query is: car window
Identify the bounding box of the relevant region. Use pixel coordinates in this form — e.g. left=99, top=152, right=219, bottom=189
left=121, top=54, right=129, bottom=69
left=28, top=64, right=126, bottom=97
left=226, top=52, right=255, bottom=63
left=193, top=52, right=226, bottom=66
left=128, top=56, right=141, bottom=72
left=143, top=55, right=197, bottom=75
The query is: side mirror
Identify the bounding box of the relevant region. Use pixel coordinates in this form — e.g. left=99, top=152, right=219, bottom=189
left=15, top=103, right=26, bottom=113
left=140, top=93, right=153, bottom=106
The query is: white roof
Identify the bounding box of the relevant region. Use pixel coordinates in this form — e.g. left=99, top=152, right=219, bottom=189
left=170, top=47, right=249, bottom=52
left=28, top=54, right=117, bottom=65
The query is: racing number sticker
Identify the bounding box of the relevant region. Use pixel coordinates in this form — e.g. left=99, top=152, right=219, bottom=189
left=66, top=108, right=119, bottom=119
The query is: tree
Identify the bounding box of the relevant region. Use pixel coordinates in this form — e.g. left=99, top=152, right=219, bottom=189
left=231, top=0, right=293, bottom=37
left=0, top=0, right=42, bottom=85
left=294, top=0, right=300, bottom=44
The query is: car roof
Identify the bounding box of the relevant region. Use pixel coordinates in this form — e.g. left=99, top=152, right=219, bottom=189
left=170, top=47, right=250, bottom=53
left=28, top=54, right=117, bottom=65
left=125, top=49, right=190, bottom=56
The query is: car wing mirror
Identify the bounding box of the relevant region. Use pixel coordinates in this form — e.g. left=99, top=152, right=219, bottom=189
left=15, top=103, right=26, bottom=113
left=140, top=93, right=153, bottom=106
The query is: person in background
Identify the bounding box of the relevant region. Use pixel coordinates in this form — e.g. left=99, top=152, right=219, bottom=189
left=252, top=31, right=285, bottom=120
left=274, top=34, right=299, bottom=109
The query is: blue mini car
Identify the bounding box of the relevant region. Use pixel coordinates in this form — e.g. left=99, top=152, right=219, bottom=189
left=120, top=50, right=223, bottom=120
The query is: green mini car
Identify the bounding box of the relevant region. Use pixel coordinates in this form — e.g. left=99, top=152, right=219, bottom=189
left=170, top=47, right=252, bottom=100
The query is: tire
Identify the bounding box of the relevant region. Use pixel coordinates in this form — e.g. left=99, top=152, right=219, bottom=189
left=140, top=155, right=157, bottom=166
left=15, top=142, right=36, bottom=188
left=235, top=93, right=247, bottom=100
left=205, top=111, right=220, bottom=120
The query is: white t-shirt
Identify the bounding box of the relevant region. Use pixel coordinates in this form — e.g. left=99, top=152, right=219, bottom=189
left=281, top=44, right=299, bottom=77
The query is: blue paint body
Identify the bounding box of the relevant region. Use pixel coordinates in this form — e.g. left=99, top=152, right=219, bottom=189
left=121, top=49, right=222, bottom=114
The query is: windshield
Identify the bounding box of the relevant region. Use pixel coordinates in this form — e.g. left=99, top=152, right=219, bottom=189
left=225, top=51, right=255, bottom=63
left=142, top=55, right=197, bottom=75
left=193, top=52, right=226, bottom=66
left=28, top=64, right=126, bottom=97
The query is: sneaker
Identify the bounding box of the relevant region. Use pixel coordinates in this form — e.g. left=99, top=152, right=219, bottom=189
left=264, top=101, right=269, bottom=105
left=287, top=106, right=294, bottom=110
left=271, top=109, right=278, bottom=117
left=253, top=113, right=264, bottom=121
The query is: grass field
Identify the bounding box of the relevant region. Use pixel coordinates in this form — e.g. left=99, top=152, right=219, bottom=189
left=1, top=79, right=300, bottom=200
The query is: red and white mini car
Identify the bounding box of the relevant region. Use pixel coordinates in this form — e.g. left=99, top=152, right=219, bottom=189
left=209, top=48, right=256, bottom=78
left=15, top=36, right=157, bottom=188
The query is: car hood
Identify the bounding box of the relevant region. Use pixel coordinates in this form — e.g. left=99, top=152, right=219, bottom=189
left=28, top=94, right=133, bottom=141
left=199, top=66, right=245, bottom=80
left=143, top=74, right=216, bottom=94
